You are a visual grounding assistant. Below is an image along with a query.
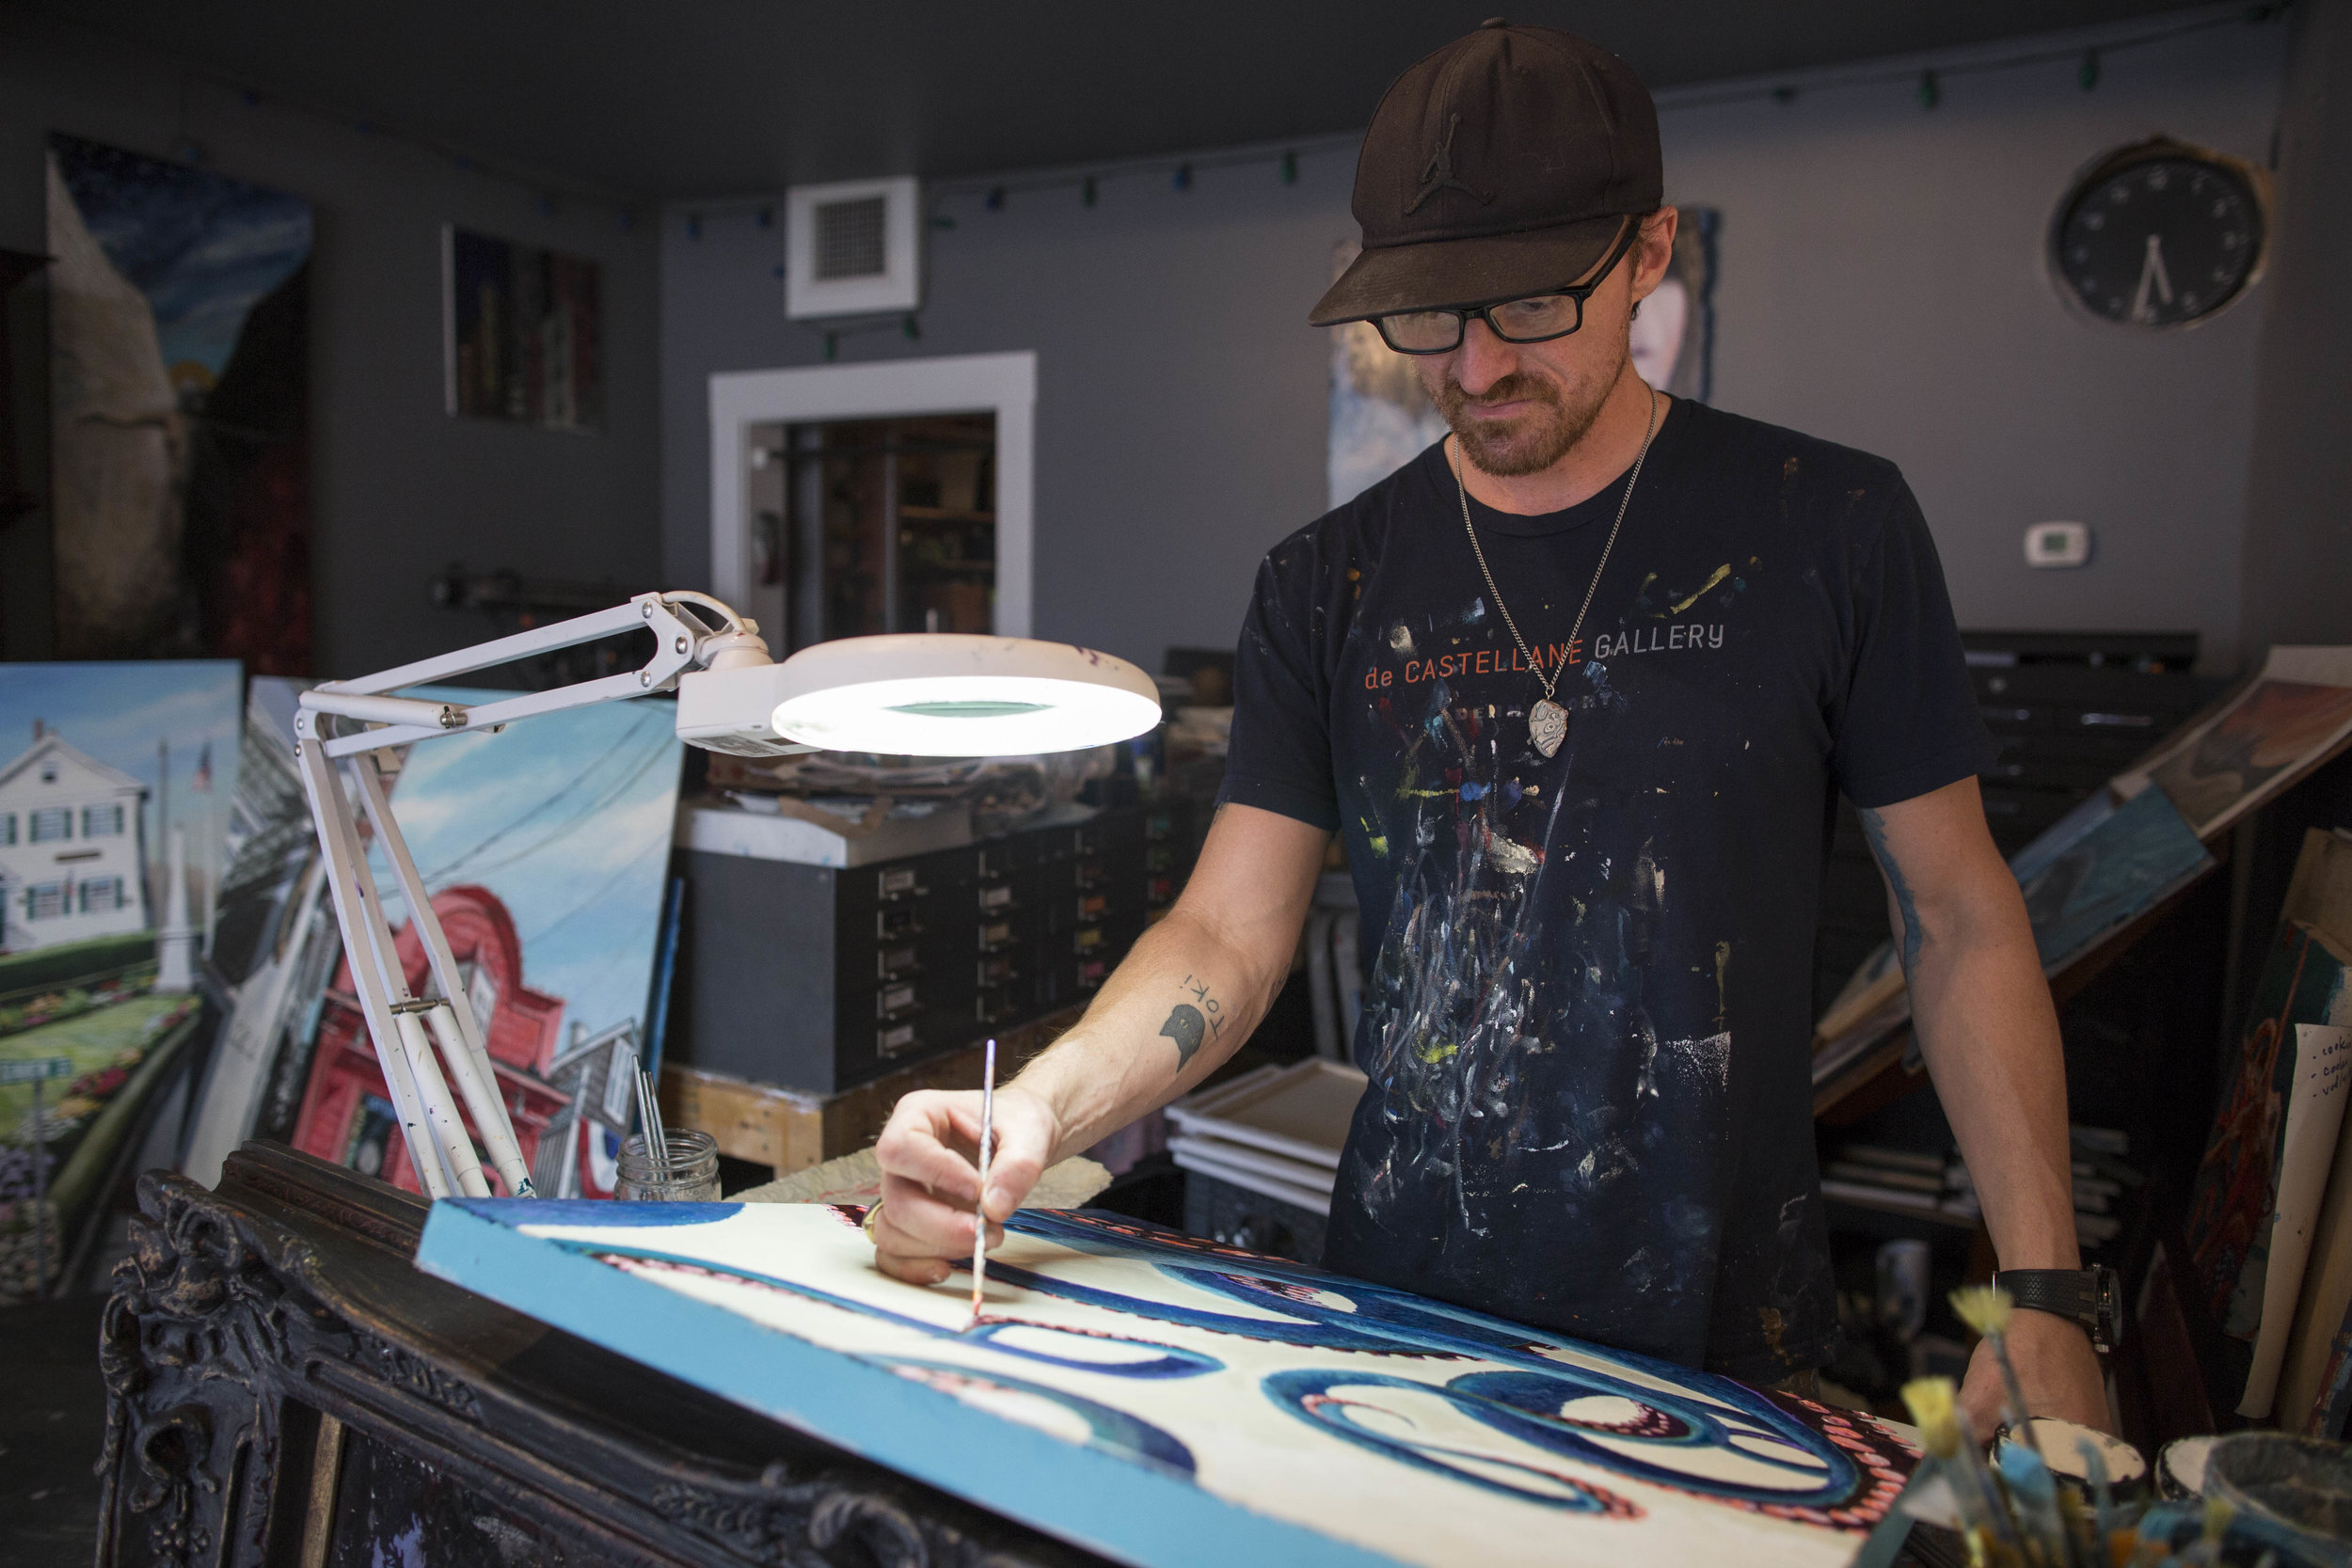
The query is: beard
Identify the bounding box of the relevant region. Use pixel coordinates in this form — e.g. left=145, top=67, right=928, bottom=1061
left=1427, top=332, right=1628, bottom=478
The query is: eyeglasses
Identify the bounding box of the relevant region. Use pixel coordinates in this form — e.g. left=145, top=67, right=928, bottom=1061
left=1369, top=221, right=1639, bottom=355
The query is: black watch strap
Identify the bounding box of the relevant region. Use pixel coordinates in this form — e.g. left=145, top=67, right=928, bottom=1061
left=1992, top=1267, right=2122, bottom=1353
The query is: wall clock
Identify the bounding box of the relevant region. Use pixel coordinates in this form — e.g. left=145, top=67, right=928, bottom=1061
left=2049, top=136, right=2268, bottom=328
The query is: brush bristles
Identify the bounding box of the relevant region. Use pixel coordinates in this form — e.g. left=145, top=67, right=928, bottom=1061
left=1901, top=1376, right=1963, bottom=1458
left=1950, top=1284, right=2015, bottom=1338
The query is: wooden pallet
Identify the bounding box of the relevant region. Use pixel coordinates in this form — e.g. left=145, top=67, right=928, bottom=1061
left=660, top=1006, right=1085, bottom=1180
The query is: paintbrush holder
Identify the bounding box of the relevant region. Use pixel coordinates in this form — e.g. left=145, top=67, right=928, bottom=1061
left=616, top=1132, right=721, bottom=1201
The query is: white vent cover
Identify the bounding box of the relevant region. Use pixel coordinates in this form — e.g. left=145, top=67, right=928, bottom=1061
left=785, top=177, right=921, bottom=320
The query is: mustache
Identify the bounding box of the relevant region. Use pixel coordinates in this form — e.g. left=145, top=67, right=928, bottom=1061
left=1435, top=371, right=1564, bottom=417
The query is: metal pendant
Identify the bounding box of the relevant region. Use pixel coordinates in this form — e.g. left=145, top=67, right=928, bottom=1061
left=1529, top=698, right=1567, bottom=757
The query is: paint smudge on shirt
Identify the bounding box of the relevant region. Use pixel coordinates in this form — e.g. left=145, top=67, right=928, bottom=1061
left=1668, top=565, right=1731, bottom=614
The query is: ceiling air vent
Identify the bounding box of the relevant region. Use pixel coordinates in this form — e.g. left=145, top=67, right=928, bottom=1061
left=786, top=177, right=920, bottom=320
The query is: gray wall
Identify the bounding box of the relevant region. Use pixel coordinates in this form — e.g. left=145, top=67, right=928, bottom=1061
left=661, top=14, right=2288, bottom=674
left=0, top=10, right=662, bottom=676
left=2238, top=0, right=2352, bottom=657
left=659, top=148, right=1356, bottom=670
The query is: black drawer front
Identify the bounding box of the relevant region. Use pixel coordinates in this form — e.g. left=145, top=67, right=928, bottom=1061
left=675, top=808, right=1157, bottom=1095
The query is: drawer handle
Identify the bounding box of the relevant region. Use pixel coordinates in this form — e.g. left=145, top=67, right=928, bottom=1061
left=2078, top=712, right=2153, bottom=727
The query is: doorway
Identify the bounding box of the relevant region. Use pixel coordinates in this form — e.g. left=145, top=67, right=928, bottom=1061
left=708, top=352, right=1036, bottom=649
left=745, top=412, right=995, bottom=653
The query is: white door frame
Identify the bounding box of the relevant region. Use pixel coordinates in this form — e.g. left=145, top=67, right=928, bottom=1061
left=708, top=351, right=1037, bottom=640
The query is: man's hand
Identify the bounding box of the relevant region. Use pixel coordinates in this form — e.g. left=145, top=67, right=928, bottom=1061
left=870, top=1085, right=1059, bottom=1286
left=1957, top=1310, right=2110, bottom=1436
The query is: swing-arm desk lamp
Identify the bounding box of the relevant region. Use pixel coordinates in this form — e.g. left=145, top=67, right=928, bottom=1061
left=293, top=591, right=1161, bottom=1201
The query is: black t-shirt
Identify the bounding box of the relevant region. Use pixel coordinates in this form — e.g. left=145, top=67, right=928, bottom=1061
left=1219, top=397, right=1991, bottom=1382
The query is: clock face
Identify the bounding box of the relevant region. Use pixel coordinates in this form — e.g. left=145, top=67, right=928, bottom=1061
left=2053, top=148, right=2265, bottom=327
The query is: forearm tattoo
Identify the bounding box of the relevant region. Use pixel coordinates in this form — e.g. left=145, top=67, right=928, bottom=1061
left=1857, top=807, right=1926, bottom=978
left=1159, top=974, right=1225, bottom=1068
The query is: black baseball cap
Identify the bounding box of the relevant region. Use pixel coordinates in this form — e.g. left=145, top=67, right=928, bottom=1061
left=1310, top=20, right=1663, bottom=326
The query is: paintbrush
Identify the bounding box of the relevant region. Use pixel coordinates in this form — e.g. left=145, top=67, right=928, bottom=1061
left=1951, top=1286, right=2043, bottom=1463
left=969, top=1037, right=997, bottom=1326
left=634, top=1064, right=670, bottom=1179
left=1904, top=1375, right=2025, bottom=1562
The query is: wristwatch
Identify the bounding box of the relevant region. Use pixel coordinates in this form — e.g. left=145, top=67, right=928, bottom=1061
left=1991, top=1266, right=2122, bottom=1354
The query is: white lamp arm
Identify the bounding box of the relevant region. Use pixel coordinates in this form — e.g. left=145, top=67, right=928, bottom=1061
left=290, top=588, right=769, bottom=1200
left=299, top=592, right=760, bottom=759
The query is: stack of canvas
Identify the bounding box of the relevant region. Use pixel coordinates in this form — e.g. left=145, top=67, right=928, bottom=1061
left=1815, top=645, right=2352, bottom=1085
left=1166, top=1059, right=1365, bottom=1216
left=2183, top=827, right=2352, bottom=1429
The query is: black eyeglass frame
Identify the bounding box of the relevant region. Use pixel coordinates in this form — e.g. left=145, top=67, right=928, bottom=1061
left=1367, top=220, right=1642, bottom=356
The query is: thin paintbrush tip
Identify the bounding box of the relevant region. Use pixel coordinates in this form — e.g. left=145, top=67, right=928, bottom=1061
left=970, top=1037, right=999, bottom=1325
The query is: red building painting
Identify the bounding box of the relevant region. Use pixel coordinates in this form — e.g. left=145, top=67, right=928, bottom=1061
left=291, top=883, right=589, bottom=1196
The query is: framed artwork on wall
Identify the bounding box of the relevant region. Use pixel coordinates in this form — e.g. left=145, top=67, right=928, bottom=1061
left=46, top=134, right=313, bottom=672
left=441, top=226, right=604, bottom=431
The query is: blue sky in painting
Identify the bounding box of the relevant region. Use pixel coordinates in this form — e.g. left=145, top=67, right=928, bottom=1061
left=371, top=689, right=683, bottom=1051
left=50, top=134, right=312, bottom=382
left=0, top=663, right=243, bottom=864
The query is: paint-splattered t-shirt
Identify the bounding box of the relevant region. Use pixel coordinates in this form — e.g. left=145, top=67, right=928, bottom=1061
left=1221, top=398, right=1991, bottom=1382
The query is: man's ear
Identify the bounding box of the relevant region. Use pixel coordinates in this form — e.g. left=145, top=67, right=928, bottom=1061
left=1626, top=207, right=1680, bottom=307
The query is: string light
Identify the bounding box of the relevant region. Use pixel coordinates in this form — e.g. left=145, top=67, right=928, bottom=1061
left=162, top=0, right=2261, bottom=245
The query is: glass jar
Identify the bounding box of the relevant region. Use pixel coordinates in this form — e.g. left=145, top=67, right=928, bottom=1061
left=614, top=1130, right=721, bottom=1201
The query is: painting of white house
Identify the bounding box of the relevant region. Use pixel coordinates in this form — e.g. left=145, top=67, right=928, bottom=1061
left=0, top=663, right=241, bottom=962
left=0, top=660, right=241, bottom=1298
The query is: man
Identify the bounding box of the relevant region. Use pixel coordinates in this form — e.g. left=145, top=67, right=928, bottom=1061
left=872, top=21, right=2107, bottom=1433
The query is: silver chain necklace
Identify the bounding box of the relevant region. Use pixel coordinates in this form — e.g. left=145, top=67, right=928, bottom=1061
left=1454, top=383, right=1660, bottom=758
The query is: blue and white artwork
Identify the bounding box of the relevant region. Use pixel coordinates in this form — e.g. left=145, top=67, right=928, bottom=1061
left=418, top=1202, right=1913, bottom=1568
left=0, top=661, right=242, bottom=957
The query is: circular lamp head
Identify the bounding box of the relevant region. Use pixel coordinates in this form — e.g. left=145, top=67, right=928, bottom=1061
left=768, top=635, right=1161, bottom=757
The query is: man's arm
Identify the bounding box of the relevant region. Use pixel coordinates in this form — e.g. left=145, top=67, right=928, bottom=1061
left=1858, top=774, right=2109, bottom=1433
left=869, top=803, right=1328, bottom=1285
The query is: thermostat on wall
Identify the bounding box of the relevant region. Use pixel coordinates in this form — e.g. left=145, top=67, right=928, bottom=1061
left=2025, top=521, right=2091, bottom=569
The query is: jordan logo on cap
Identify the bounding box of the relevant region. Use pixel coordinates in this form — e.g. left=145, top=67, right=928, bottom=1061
left=1407, top=113, right=1493, bottom=214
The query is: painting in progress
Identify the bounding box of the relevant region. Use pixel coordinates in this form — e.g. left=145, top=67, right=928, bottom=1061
left=47, top=135, right=313, bottom=671
left=418, top=1201, right=1913, bottom=1568
left=284, top=689, right=682, bottom=1197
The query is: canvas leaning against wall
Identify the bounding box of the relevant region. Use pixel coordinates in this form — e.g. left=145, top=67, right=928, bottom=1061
left=46, top=135, right=313, bottom=673
left=1326, top=206, right=1718, bottom=511
left=0, top=660, right=242, bottom=1299
left=443, top=225, right=604, bottom=430
left=276, top=690, right=682, bottom=1198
